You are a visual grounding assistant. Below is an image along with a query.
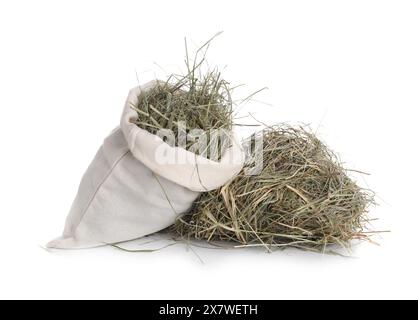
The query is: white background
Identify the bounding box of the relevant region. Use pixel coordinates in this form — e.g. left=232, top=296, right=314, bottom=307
left=0, top=0, right=417, bottom=299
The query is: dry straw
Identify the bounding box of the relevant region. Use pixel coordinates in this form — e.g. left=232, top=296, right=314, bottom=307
left=130, top=32, right=234, bottom=159
left=174, top=125, right=376, bottom=252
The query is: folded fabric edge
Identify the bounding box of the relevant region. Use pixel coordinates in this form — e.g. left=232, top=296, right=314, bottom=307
left=46, top=236, right=102, bottom=250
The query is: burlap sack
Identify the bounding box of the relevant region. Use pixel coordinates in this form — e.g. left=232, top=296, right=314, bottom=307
left=47, top=81, right=245, bottom=249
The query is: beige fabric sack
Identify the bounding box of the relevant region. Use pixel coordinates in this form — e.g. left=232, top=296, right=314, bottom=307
left=47, top=81, right=245, bottom=249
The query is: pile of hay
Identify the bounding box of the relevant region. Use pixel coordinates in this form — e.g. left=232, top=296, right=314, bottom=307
left=174, top=125, right=375, bottom=251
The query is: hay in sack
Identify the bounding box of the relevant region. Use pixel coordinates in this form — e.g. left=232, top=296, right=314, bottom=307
left=174, top=125, right=375, bottom=252
left=131, top=74, right=234, bottom=160
left=47, top=35, right=245, bottom=249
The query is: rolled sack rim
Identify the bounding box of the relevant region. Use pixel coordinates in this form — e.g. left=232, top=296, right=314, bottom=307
left=120, top=80, right=246, bottom=192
